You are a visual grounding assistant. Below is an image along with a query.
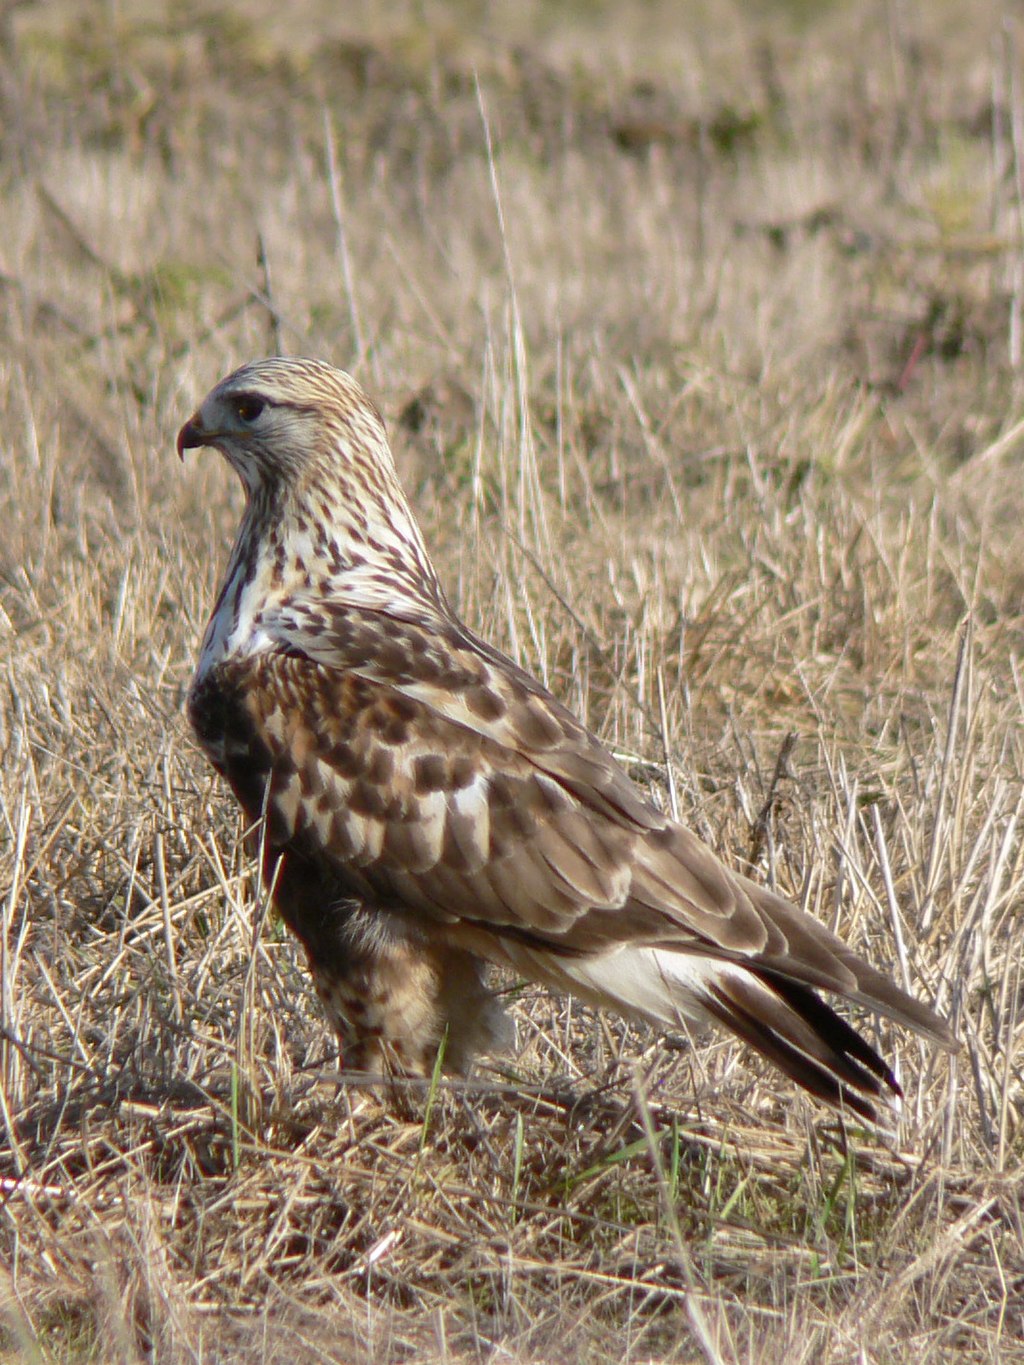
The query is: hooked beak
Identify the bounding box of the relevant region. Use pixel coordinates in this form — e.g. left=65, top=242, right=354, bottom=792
left=177, top=414, right=208, bottom=460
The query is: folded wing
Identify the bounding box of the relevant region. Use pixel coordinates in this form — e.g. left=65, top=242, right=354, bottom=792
left=195, top=620, right=954, bottom=1122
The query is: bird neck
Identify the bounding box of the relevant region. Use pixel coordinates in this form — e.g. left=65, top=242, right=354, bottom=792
left=198, top=475, right=451, bottom=677
left=281, top=468, right=449, bottom=619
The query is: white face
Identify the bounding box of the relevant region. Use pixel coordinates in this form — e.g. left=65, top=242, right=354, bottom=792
left=177, top=357, right=386, bottom=494
left=181, top=388, right=267, bottom=488
left=180, top=381, right=305, bottom=493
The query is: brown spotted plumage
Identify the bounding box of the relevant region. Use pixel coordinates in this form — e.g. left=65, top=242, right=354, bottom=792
left=180, top=357, right=955, bottom=1121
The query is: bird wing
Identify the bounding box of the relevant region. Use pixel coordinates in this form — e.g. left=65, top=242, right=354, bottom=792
left=205, top=643, right=758, bottom=945
left=259, top=598, right=665, bottom=831
left=200, top=620, right=953, bottom=1051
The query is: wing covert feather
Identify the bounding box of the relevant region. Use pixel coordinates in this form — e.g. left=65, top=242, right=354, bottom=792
left=260, top=601, right=665, bottom=832
left=213, top=649, right=773, bottom=953
left=198, top=645, right=953, bottom=1049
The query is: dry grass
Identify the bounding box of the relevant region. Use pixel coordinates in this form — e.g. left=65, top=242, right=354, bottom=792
left=1, top=0, right=1023, bottom=1359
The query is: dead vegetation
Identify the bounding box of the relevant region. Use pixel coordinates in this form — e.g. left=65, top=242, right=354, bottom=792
left=1, top=0, right=1023, bottom=1360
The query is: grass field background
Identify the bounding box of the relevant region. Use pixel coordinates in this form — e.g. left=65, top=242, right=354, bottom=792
left=1, top=1, right=1022, bottom=1360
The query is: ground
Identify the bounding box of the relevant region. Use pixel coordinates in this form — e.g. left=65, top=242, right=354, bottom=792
left=0, top=1, right=1022, bottom=1361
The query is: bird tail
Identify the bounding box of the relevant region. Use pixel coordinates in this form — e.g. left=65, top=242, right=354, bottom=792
left=512, top=941, right=942, bottom=1124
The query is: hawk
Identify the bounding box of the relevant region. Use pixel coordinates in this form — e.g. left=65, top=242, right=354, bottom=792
left=179, top=357, right=955, bottom=1121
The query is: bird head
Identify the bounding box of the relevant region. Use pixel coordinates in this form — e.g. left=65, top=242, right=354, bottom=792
left=177, top=357, right=391, bottom=498
left=179, top=357, right=447, bottom=617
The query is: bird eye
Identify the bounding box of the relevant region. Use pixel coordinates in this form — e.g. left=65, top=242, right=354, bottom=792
left=234, top=396, right=266, bottom=423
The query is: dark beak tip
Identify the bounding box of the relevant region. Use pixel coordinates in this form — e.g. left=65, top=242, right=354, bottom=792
left=177, top=416, right=204, bottom=460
